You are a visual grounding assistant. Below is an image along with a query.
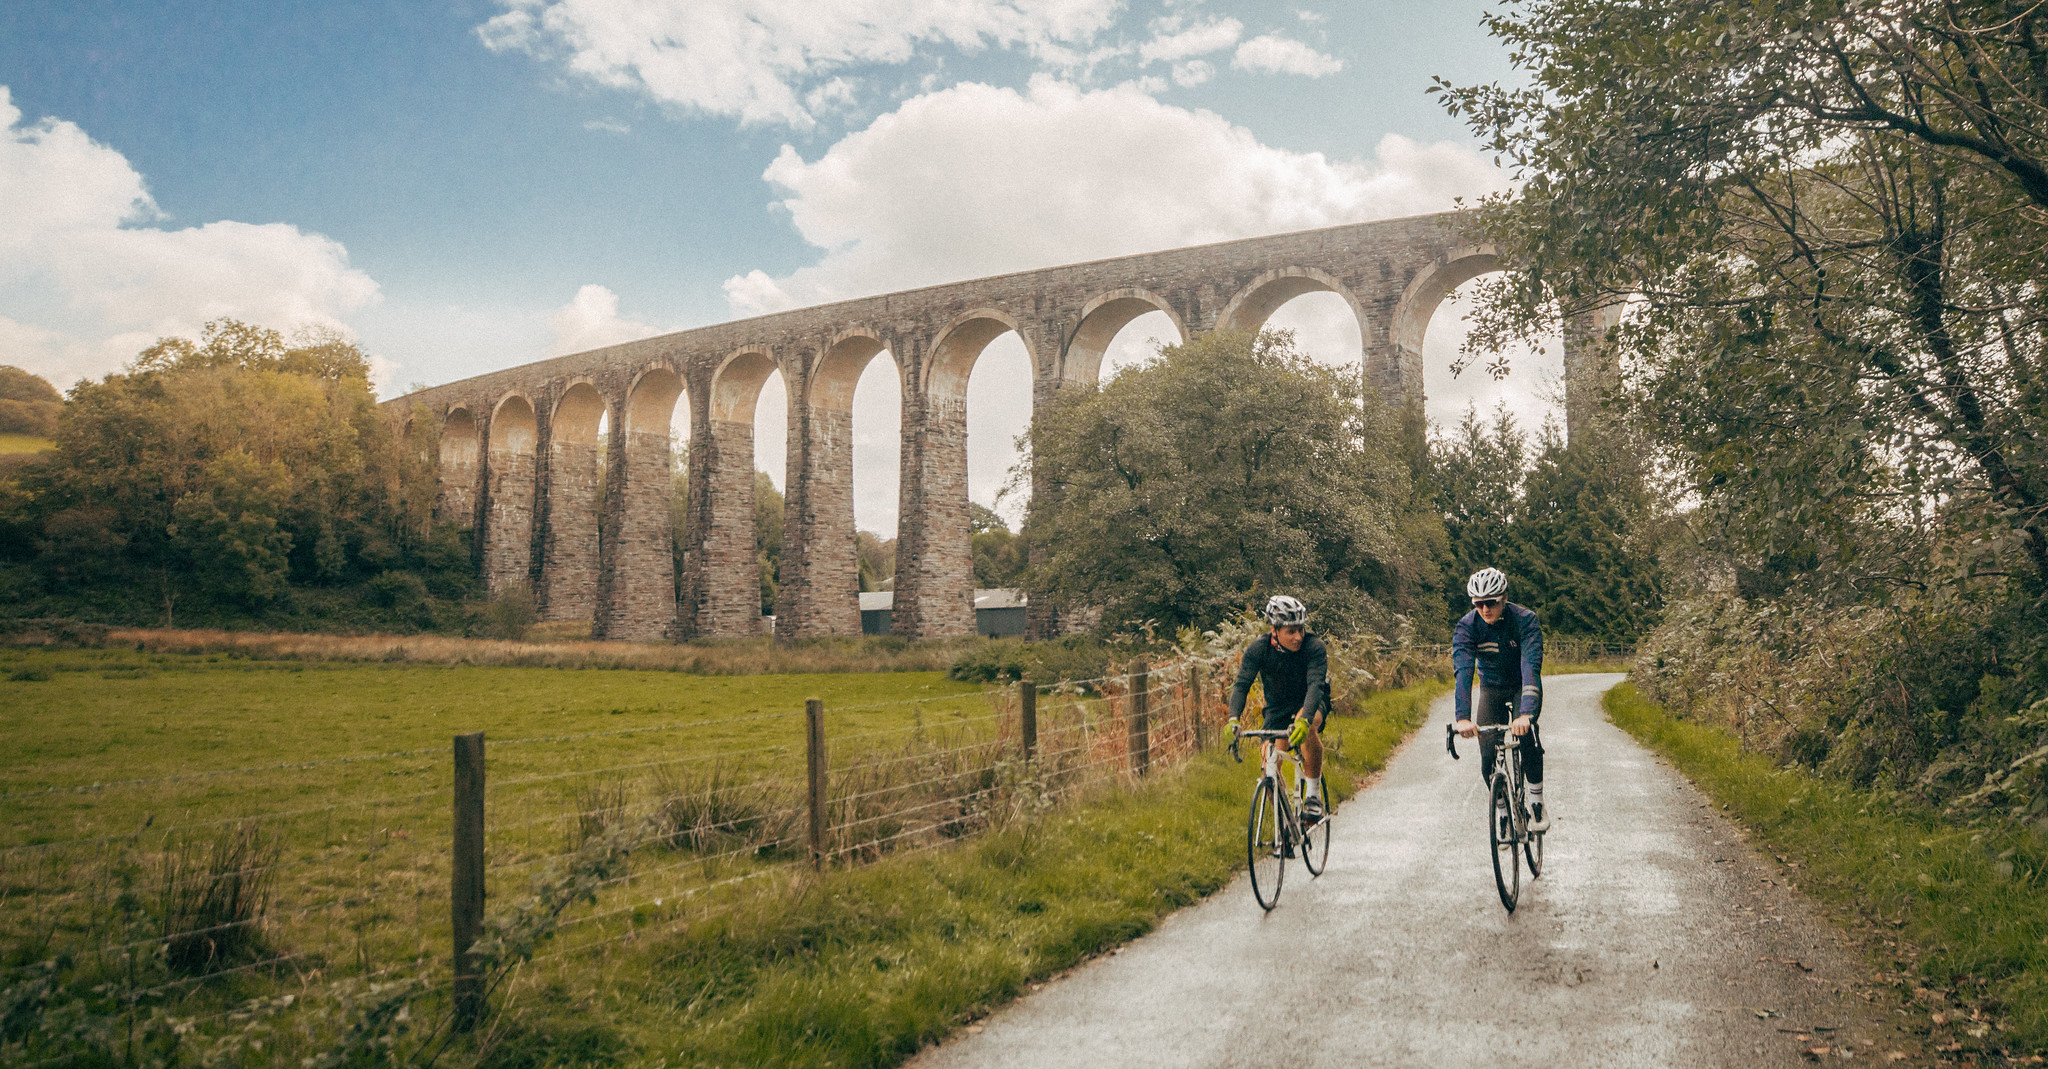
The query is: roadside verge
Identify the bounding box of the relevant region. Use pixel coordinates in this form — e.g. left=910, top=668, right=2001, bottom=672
left=529, top=680, right=1450, bottom=1067
left=1605, top=681, right=2048, bottom=1060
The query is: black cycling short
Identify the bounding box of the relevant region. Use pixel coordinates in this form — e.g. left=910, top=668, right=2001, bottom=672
left=1261, top=705, right=1326, bottom=733
left=1473, top=682, right=1542, bottom=785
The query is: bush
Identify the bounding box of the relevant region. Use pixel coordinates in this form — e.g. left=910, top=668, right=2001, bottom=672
left=366, top=570, right=429, bottom=611
left=948, top=636, right=1121, bottom=687
left=475, top=585, right=538, bottom=641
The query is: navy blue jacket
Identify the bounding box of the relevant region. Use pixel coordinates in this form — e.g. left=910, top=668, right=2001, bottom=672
left=1452, top=602, right=1544, bottom=722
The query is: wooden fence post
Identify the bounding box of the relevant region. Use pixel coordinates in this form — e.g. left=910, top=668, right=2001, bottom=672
left=1020, top=680, right=1037, bottom=761
left=1190, top=663, right=1205, bottom=753
left=1129, top=659, right=1149, bottom=776
left=806, top=698, right=826, bottom=869
left=451, top=732, right=485, bottom=1032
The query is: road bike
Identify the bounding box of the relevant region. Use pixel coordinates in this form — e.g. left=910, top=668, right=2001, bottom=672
left=1231, top=727, right=1330, bottom=910
left=1446, top=722, right=1543, bottom=913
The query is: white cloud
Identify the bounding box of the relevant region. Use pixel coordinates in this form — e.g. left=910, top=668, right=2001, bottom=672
left=476, top=0, right=1122, bottom=128
left=582, top=117, right=631, bottom=134
left=546, top=283, right=660, bottom=355
left=1232, top=34, right=1343, bottom=77
left=724, top=76, right=1509, bottom=315
left=1170, top=60, right=1214, bottom=87
left=1137, top=17, right=1241, bottom=64
left=0, top=86, right=381, bottom=388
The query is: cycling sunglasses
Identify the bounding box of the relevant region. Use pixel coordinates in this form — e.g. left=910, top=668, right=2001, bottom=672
left=1471, top=598, right=1503, bottom=609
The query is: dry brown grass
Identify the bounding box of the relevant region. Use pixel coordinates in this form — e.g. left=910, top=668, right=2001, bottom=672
left=12, top=623, right=976, bottom=674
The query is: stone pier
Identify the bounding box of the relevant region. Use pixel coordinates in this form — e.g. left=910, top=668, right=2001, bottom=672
left=393, top=212, right=1620, bottom=642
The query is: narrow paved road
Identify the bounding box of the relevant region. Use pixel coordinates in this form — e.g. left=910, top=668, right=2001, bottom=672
left=912, top=673, right=1916, bottom=1068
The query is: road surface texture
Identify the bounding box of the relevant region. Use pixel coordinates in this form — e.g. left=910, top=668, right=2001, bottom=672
left=911, top=673, right=1921, bottom=1068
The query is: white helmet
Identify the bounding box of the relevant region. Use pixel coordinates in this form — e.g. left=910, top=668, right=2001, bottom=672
left=1466, top=567, right=1508, bottom=601
left=1263, top=594, right=1308, bottom=628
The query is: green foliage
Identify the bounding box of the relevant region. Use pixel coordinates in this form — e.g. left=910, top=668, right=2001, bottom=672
left=1021, top=329, right=1436, bottom=636
left=1607, top=682, right=2048, bottom=1053
left=1438, top=0, right=2048, bottom=598
left=969, top=505, right=1026, bottom=588
left=1427, top=408, right=1664, bottom=639
left=857, top=531, right=895, bottom=593
left=0, top=366, right=61, bottom=437
left=756, top=470, right=783, bottom=616
left=0, top=319, right=476, bottom=630
left=947, top=636, right=1122, bottom=686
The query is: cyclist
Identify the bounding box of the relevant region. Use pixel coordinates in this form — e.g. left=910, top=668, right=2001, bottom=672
left=1451, top=567, right=1548, bottom=831
left=1226, top=595, right=1331, bottom=826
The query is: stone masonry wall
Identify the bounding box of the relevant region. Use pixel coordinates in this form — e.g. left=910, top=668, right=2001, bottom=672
left=538, top=440, right=601, bottom=621
left=892, top=393, right=976, bottom=638
left=697, top=418, right=762, bottom=637
left=392, top=212, right=1626, bottom=643
left=597, top=429, right=678, bottom=640
left=481, top=448, right=535, bottom=597
left=778, top=404, right=861, bottom=636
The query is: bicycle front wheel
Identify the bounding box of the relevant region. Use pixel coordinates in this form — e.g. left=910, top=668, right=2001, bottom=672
left=1490, top=776, right=1520, bottom=913
left=1301, top=781, right=1330, bottom=877
left=1248, top=777, right=1285, bottom=910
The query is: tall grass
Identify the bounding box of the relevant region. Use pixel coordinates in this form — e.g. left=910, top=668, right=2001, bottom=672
left=1606, top=682, right=2048, bottom=1057
left=157, top=823, right=284, bottom=975
left=0, top=620, right=976, bottom=674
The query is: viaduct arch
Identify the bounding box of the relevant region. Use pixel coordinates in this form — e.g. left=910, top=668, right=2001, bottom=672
left=388, top=211, right=1616, bottom=642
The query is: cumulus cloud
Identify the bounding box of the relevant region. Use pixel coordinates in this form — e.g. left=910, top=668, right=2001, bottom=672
left=476, top=0, right=1122, bottom=127
left=0, top=87, right=382, bottom=388
left=1232, top=34, right=1343, bottom=77
left=723, top=76, right=1509, bottom=315
left=546, top=283, right=661, bottom=355
left=1137, top=17, right=1241, bottom=64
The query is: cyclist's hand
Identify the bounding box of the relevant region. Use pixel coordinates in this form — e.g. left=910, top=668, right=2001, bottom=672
left=1287, top=715, right=1310, bottom=748
left=1226, top=717, right=1240, bottom=738
left=1510, top=715, right=1533, bottom=737
left=1456, top=718, right=1479, bottom=739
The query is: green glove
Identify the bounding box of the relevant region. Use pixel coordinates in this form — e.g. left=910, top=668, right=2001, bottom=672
left=1287, top=715, right=1310, bottom=748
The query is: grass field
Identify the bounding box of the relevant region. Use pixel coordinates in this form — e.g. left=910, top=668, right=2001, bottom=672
left=1606, top=682, right=2048, bottom=1058
left=0, top=432, right=52, bottom=455
left=1, top=643, right=1452, bottom=1066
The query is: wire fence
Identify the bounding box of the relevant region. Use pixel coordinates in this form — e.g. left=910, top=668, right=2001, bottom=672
left=2, top=638, right=1623, bottom=1062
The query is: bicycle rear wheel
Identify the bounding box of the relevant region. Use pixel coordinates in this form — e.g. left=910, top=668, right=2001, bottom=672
left=1301, top=781, right=1330, bottom=877
left=1490, top=776, right=1520, bottom=913
left=1248, top=777, right=1285, bottom=910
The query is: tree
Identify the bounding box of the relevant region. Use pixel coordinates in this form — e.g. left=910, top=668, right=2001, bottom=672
left=755, top=470, right=782, bottom=616
left=1428, top=404, right=1529, bottom=625
left=970, top=503, right=1026, bottom=588
left=1436, top=0, right=2048, bottom=597
left=856, top=531, right=895, bottom=592
left=1020, top=329, right=1434, bottom=635
left=0, top=366, right=61, bottom=437
left=1513, top=426, right=1665, bottom=639
left=2, top=319, right=434, bottom=616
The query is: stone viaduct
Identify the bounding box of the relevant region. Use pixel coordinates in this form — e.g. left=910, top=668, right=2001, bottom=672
left=387, top=210, right=1616, bottom=643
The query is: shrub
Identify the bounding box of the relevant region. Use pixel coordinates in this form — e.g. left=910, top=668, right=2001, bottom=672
left=156, top=822, right=282, bottom=975
left=475, top=585, right=538, bottom=641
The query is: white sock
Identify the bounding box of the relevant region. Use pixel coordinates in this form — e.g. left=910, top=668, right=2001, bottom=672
left=1528, top=782, right=1544, bottom=803
left=1304, top=777, right=1321, bottom=800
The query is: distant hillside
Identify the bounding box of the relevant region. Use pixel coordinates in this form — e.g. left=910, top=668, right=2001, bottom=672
left=0, top=366, right=61, bottom=438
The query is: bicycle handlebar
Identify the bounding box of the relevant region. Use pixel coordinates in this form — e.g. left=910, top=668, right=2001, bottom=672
left=1445, top=722, right=1518, bottom=760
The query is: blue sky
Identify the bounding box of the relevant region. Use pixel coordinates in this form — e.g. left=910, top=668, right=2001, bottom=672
left=1, top=0, right=1559, bottom=531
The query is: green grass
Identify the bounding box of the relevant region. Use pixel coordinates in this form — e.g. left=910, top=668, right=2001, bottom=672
left=0, top=641, right=1447, bottom=1067
left=492, top=677, right=1451, bottom=1067
left=1605, top=682, right=2048, bottom=1054
left=0, top=432, right=53, bottom=455
left=0, top=647, right=1002, bottom=1007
